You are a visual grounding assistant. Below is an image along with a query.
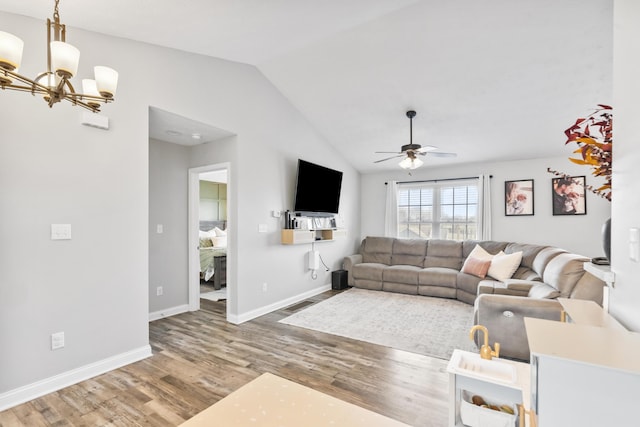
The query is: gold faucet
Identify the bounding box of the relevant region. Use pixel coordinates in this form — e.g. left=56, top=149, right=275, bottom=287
left=469, top=325, right=500, bottom=360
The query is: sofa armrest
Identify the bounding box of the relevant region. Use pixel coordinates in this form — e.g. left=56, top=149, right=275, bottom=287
left=343, top=254, right=363, bottom=286
left=473, top=294, right=562, bottom=361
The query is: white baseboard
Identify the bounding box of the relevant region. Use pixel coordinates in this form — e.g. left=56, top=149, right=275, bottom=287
left=149, top=304, right=190, bottom=322
left=0, top=345, right=152, bottom=412
left=228, top=283, right=332, bottom=324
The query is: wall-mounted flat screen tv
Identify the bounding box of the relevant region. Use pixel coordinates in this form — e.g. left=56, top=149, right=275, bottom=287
left=293, top=159, right=343, bottom=216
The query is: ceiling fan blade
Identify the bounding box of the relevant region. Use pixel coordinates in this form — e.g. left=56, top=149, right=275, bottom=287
left=374, top=154, right=405, bottom=163
left=427, top=152, right=457, bottom=158
left=374, top=151, right=403, bottom=154
left=417, top=145, right=438, bottom=152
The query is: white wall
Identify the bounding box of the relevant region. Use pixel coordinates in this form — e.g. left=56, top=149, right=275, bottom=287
left=0, top=11, right=360, bottom=406
left=149, top=139, right=190, bottom=313
left=610, top=0, right=640, bottom=331
left=361, top=156, right=611, bottom=258
left=0, top=13, right=151, bottom=403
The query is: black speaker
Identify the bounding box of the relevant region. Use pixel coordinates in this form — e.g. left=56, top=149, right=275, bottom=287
left=331, top=270, right=349, bottom=290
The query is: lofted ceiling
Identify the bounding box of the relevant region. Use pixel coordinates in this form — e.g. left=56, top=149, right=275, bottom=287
left=0, top=0, right=613, bottom=173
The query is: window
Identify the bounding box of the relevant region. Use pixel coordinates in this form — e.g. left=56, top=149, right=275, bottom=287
left=397, top=180, right=479, bottom=240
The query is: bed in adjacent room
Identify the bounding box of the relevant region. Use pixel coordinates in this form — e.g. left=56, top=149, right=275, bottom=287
left=199, top=220, right=227, bottom=290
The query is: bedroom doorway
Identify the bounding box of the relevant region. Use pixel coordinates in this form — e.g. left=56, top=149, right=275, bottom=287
left=188, top=163, right=232, bottom=321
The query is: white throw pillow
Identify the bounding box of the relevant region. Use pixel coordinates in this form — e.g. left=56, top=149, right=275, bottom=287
left=488, top=251, right=523, bottom=281
left=467, top=244, right=496, bottom=261
left=213, top=227, right=227, bottom=236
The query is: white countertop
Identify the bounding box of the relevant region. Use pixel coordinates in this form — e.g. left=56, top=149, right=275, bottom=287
left=558, top=298, right=626, bottom=330
left=525, top=317, right=640, bottom=375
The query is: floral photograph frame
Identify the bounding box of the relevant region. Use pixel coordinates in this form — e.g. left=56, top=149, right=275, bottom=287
left=551, top=176, right=587, bottom=216
left=505, top=179, right=534, bottom=216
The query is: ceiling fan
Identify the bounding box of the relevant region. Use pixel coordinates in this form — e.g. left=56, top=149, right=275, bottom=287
left=375, top=110, right=456, bottom=170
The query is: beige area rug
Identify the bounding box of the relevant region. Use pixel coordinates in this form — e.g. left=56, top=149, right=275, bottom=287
left=280, top=288, right=477, bottom=360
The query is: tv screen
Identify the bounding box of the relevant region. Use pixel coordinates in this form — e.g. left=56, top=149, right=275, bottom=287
left=293, top=159, right=343, bottom=216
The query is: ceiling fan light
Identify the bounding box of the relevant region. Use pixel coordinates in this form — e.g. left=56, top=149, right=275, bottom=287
left=50, top=41, right=80, bottom=78
left=0, top=31, right=24, bottom=71
left=399, top=157, right=423, bottom=170
left=94, top=66, right=118, bottom=98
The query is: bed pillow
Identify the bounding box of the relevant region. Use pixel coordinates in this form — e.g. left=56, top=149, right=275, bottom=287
left=211, top=236, right=227, bottom=247
left=488, top=251, right=523, bottom=281
left=213, top=227, right=227, bottom=236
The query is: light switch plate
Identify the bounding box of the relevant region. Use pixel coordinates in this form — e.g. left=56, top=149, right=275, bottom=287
left=51, top=332, right=65, bottom=350
left=258, top=224, right=268, bottom=233
left=51, top=224, right=71, bottom=240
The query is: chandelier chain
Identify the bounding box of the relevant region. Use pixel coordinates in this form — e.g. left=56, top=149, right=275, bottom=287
left=53, top=0, right=60, bottom=21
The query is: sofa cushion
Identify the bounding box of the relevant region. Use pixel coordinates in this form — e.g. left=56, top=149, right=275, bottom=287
left=362, top=237, right=394, bottom=265
left=353, top=263, right=386, bottom=281
left=503, top=279, right=539, bottom=292
left=542, top=253, right=590, bottom=297
left=456, top=272, right=484, bottom=297
left=391, top=239, right=428, bottom=267
left=511, top=266, right=542, bottom=281
left=569, top=272, right=605, bottom=305
left=462, top=240, right=508, bottom=258
left=488, top=251, right=523, bottom=281
left=504, top=243, right=547, bottom=270
left=528, top=283, right=561, bottom=299
left=418, top=267, right=458, bottom=288
left=532, top=247, right=567, bottom=278
left=478, top=280, right=531, bottom=297
left=383, top=265, right=421, bottom=285
left=424, top=240, right=463, bottom=269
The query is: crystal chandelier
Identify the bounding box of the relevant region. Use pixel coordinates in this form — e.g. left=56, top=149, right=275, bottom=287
left=0, top=0, right=118, bottom=113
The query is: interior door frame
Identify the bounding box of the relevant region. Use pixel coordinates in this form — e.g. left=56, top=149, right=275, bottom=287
left=188, top=162, right=232, bottom=320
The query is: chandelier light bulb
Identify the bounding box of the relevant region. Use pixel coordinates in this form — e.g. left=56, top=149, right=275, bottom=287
left=0, top=31, right=24, bottom=71
left=50, top=41, right=80, bottom=78
left=94, top=66, right=118, bottom=98
left=37, top=72, right=59, bottom=89
left=82, top=79, right=99, bottom=96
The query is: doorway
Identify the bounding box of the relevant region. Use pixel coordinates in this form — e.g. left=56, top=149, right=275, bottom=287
left=188, top=163, right=232, bottom=321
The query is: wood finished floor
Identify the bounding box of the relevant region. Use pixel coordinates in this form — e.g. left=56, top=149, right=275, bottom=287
left=0, top=291, right=450, bottom=426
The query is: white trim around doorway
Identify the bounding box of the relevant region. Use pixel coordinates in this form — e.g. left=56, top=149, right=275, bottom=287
left=188, top=162, right=233, bottom=322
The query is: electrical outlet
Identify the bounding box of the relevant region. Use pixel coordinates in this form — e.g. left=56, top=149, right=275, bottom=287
left=156, top=286, right=163, bottom=296
left=51, top=332, right=65, bottom=350
left=262, top=282, right=268, bottom=292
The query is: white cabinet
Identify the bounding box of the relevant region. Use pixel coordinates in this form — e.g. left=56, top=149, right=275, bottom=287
left=525, top=317, right=640, bottom=426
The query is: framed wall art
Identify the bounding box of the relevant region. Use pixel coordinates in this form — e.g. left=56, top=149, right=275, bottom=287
left=551, top=176, right=586, bottom=215
left=505, top=179, right=534, bottom=216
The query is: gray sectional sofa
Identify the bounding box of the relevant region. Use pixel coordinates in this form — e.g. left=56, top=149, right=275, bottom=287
left=343, top=236, right=605, bottom=360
